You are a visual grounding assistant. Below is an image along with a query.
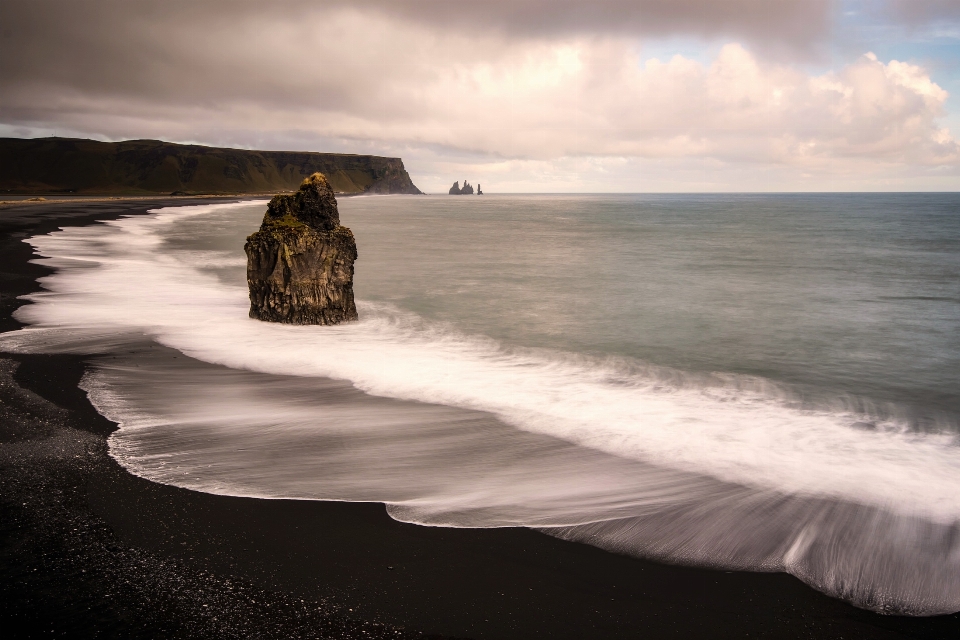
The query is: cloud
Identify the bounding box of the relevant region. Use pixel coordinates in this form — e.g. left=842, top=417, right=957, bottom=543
left=358, top=0, right=833, bottom=45
left=0, top=0, right=957, bottom=190
left=0, top=0, right=834, bottom=46
left=883, top=0, right=960, bottom=23
left=631, top=46, right=956, bottom=165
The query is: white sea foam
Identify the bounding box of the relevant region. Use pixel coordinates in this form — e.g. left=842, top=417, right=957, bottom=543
left=4, top=203, right=960, bottom=521
left=2, top=201, right=960, bottom=614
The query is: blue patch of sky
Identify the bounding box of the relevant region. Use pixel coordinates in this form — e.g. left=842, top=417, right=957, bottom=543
left=837, top=0, right=960, bottom=133
left=638, top=37, right=721, bottom=67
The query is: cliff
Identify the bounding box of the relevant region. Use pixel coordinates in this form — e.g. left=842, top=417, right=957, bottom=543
left=244, top=173, right=358, bottom=325
left=0, top=137, right=421, bottom=196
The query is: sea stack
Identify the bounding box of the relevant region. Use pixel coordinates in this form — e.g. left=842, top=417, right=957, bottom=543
left=244, top=173, right=358, bottom=324
left=448, top=180, right=476, bottom=195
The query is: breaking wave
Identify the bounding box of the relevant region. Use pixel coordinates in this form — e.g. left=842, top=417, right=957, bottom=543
left=2, top=201, right=959, bottom=615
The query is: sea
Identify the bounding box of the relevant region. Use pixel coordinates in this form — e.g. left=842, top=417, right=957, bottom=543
left=2, top=193, right=959, bottom=616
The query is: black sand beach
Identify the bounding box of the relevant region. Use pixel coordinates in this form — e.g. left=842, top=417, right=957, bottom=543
left=2, top=199, right=959, bottom=639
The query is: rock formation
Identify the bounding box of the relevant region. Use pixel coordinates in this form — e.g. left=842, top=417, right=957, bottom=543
left=245, top=173, right=358, bottom=325
left=477, top=184, right=483, bottom=195
left=448, top=180, right=476, bottom=195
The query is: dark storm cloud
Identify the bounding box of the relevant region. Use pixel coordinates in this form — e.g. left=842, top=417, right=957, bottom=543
left=0, top=0, right=835, bottom=132
left=0, top=0, right=834, bottom=95
left=1, top=0, right=835, bottom=46
left=361, top=0, right=834, bottom=42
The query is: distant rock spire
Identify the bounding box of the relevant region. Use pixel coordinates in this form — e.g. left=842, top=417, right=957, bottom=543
left=448, top=179, right=478, bottom=195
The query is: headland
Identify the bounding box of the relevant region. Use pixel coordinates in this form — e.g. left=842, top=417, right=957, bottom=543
left=0, top=137, right=422, bottom=197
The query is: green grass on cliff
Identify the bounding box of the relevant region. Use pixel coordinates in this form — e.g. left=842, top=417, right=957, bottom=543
left=0, top=137, right=421, bottom=196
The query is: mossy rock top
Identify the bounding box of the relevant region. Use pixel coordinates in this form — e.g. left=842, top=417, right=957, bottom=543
left=261, top=173, right=340, bottom=232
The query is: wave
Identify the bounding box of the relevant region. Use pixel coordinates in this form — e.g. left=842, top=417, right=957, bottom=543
left=1, top=201, right=959, bottom=615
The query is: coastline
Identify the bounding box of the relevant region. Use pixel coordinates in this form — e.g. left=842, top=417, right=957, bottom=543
left=0, top=191, right=404, bottom=210
left=1, top=199, right=958, bottom=639
left=0, top=194, right=272, bottom=209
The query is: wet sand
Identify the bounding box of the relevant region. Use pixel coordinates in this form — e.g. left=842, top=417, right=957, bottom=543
left=1, top=198, right=958, bottom=639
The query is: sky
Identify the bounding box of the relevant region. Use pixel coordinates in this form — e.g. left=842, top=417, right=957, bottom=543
left=2, top=1, right=960, bottom=192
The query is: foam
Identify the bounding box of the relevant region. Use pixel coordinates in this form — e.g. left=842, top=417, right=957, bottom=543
left=3, top=202, right=960, bottom=521
left=2, top=201, right=960, bottom=614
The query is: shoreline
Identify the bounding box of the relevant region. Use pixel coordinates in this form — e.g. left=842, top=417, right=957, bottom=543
left=1, top=199, right=958, bottom=639
left=0, top=190, right=419, bottom=208
left=0, top=194, right=272, bottom=209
